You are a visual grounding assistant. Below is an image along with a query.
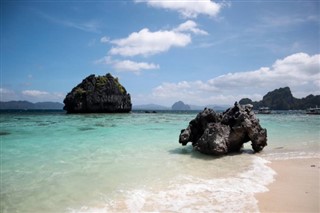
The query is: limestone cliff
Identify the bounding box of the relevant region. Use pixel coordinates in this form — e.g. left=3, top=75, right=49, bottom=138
left=63, top=73, right=132, bottom=113
left=239, top=87, right=320, bottom=110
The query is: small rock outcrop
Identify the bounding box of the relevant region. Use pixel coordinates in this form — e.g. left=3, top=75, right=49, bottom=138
left=63, top=73, right=132, bottom=113
left=179, top=102, right=267, bottom=155
left=172, top=101, right=191, bottom=110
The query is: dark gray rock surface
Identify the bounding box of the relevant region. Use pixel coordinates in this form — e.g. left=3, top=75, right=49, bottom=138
left=63, top=73, right=132, bottom=113
left=179, top=102, right=267, bottom=155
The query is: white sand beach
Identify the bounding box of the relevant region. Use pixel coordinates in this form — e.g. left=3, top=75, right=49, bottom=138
left=256, top=158, right=320, bottom=213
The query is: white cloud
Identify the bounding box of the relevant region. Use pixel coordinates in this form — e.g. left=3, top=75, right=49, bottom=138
left=175, top=20, right=208, bottom=35
left=1, top=88, right=64, bottom=102
left=210, top=53, right=320, bottom=89
left=151, top=53, right=320, bottom=105
left=96, top=56, right=159, bottom=74
left=0, top=88, right=14, bottom=95
left=108, top=20, right=207, bottom=57
left=22, top=90, right=49, bottom=97
left=0, top=88, right=17, bottom=101
left=112, top=60, right=159, bottom=73
left=135, top=0, right=222, bottom=18
left=96, top=20, right=208, bottom=74
left=100, top=36, right=110, bottom=43
left=109, top=28, right=191, bottom=57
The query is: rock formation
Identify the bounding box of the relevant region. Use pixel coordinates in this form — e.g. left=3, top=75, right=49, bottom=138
left=179, top=102, right=267, bottom=155
left=239, top=87, right=320, bottom=110
left=63, top=73, right=132, bottom=113
left=172, top=101, right=191, bottom=110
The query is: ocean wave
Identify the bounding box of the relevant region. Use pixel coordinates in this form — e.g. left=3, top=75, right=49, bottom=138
left=69, top=156, right=276, bottom=213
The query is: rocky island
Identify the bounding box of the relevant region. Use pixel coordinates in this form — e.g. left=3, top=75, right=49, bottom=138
left=239, top=87, right=320, bottom=110
left=171, top=101, right=191, bottom=110
left=63, top=73, right=132, bottom=113
left=179, top=102, right=267, bottom=155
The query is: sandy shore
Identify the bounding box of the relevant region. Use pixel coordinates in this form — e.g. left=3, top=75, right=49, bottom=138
left=256, top=158, right=320, bottom=213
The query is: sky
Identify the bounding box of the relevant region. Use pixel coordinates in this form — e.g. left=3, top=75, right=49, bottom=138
left=1, top=0, right=320, bottom=106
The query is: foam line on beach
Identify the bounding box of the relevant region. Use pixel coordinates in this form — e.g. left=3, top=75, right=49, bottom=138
left=69, top=156, right=276, bottom=213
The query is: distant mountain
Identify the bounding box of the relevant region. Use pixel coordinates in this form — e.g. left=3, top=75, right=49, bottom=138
left=0, top=101, right=64, bottom=110
left=133, top=104, right=169, bottom=110
left=133, top=103, right=228, bottom=111
left=171, top=101, right=191, bottom=110
left=239, top=87, right=320, bottom=110
left=34, top=102, right=64, bottom=109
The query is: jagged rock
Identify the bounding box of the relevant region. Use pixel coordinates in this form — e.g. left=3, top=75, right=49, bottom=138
left=179, top=102, right=267, bottom=155
left=63, top=73, right=132, bottom=113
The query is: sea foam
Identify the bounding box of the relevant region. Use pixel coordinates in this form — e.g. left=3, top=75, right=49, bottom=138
left=70, top=156, right=276, bottom=213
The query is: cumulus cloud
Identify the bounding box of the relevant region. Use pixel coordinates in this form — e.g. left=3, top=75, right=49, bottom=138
left=96, top=56, right=159, bottom=74
left=175, top=20, right=208, bottom=35
left=135, top=0, right=222, bottom=18
left=96, top=20, right=208, bottom=74
left=151, top=53, right=320, bottom=105
left=109, top=29, right=191, bottom=57
left=108, top=20, right=207, bottom=57
left=210, top=53, right=320, bottom=89
left=112, top=60, right=159, bottom=73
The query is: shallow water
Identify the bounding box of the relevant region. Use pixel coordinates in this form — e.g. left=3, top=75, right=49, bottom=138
left=0, top=110, right=319, bottom=212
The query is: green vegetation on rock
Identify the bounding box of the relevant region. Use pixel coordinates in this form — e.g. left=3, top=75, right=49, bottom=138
left=115, top=77, right=125, bottom=94
left=96, top=76, right=108, bottom=88
left=74, top=87, right=86, bottom=97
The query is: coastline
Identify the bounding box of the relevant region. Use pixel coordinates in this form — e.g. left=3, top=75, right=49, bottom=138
left=256, top=157, right=320, bottom=213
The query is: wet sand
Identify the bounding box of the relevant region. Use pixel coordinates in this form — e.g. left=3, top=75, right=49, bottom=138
left=256, top=158, right=320, bottom=213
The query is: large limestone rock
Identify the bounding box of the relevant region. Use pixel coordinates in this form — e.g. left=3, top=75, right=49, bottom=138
left=63, top=73, right=132, bottom=113
left=179, top=102, right=267, bottom=155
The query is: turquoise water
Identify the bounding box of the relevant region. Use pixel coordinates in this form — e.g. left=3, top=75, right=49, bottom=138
left=1, top=110, right=319, bottom=212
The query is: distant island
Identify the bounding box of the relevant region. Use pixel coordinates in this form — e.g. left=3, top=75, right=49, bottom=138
left=0, top=101, right=64, bottom=110
left=171, top=101, right=191, bottom=110
left=3, top=86, right=317, bottom=111
left=239, top=87, right=320, bottom=110
left=133, top=103, right=228, bottom=111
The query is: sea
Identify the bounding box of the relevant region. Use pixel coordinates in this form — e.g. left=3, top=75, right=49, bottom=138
left=1, top=109, right=319, bottom=213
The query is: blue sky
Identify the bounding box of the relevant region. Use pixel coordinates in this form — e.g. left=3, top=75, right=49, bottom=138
left=1, top=0, right=319, bottom=106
